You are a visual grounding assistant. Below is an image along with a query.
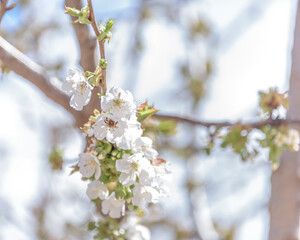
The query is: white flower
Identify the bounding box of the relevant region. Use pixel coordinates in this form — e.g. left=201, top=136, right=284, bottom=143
left=86, top=181, right=109, bottom=200
left=101, top=86, right=137, bottom=119
left=62, top=68, right=93, bottom=111
left=93, top=113, right=142, bottom=150
left=133, top=137, right=158, bottom=160
left=116, top=119, right=143, bottom=150
left=121, top=216, right=150, bottom=240
left=152, top=162, right=171, bottom=196
left=78, top=153, right=101, bottom=180
left=93, top=113, right=128, bottom=143
left=101, top=192, right=125, bottom=218
left=116, top=153, right=154, bottom=187
left=132, top=183, right=159, bottom=208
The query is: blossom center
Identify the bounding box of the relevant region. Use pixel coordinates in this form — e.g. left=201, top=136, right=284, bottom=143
left=114, top=98, right=123, bottom=107
left=86, top=157, right=98, bottom=173
left=131, top=162, right=139, bottom=171
left=79, top=82, right=87, bottom=95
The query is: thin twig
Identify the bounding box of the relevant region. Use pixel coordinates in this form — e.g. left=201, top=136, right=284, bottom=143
left=0, top=0, right=9, bottom=23
left=155, top=113, right=300, bottom=128
left=87, top=0, right=107, bottom=94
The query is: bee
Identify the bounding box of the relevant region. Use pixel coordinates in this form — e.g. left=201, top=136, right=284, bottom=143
left=104, top=117, right=118, bottom=128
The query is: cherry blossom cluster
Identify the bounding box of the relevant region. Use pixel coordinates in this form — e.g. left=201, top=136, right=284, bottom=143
left=274, top=128, right=300, bottom=151
left=63, top=68, right=170, bottom=222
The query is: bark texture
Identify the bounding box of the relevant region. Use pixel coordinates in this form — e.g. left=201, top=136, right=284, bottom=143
left=269, top=1, right=300, bottom=239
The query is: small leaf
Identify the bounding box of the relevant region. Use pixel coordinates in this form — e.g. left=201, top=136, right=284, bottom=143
left=88, top=221, right=97, bottom=231
left=137, top=108, right=159, bottom=122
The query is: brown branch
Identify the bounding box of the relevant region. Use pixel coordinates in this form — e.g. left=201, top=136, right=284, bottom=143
left=65, top=0, right=101, bottom=123
left=87, top=0, right=107, bottom=94
left=65, top=0, right=97, bottom=72
left=0, top=0, right=9, bottom=22
left=155, top=113, right=300, bottom=128
left=0, top=36, right=88, bottom=127
left=2, top=33, right=298, bottom=132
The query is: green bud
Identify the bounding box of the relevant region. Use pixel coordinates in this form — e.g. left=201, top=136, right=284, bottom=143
left=65, top=5, right=91, bottom=25
left=97, top=19, right=114, bottom=42
left=137, top=108, right=159, bottom=122
left=124, top=188, right=132, bottom=199
left=103, top=143, right=112, bottom=153
left=111, top=150, right=118, bottom=156
left=115, top=189, right=125, bottom=199
left=100, top=175, right=110, bottom=183
left=100, top=59, right=108, bottom=68
left=105, top=19, right=114, bottom=32
left=65, top=6, right=81, bottom=16
left=116, top=152, right=122, bottom=159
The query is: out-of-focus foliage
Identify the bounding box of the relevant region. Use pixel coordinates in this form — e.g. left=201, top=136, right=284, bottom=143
left=259, top=88, right=288, bottom=119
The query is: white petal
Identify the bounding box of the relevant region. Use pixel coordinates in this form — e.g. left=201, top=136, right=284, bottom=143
left=119, top=171, right=136, bottom=187
left=94, top=165, right=101, bottom=180
left=70, top=92, right=85, bottom=111
left=62, top=80, right=74, bottom=94
left=116, top=159, right=132, bottom=173
left=101, top=199, right=110, bottom=215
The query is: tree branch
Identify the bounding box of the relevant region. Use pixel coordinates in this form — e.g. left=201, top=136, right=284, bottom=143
left=65, top=0, right=97, bottom=72
left=0, top=36, right=87, bottom=127
left=155, top=113, right=300, bottom=128
left=0, top=0, right=8, bottom=23
left=65, top=0, right=101, bottom=125
left=87, top=0, right=107, bottom=94
left=2, top=34, right=299, bottom=131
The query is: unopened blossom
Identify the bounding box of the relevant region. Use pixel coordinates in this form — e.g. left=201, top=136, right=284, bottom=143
left=132, top=137, right=158, bottom=160
left=101, top=86, right=137, bottom=119
left=116, top=153, right=154, bottom=187
left=102, top=192, right=125, bottom=218
left=86, top=181, right=109, bottom=200
left=62, top=68, right=93, bottom=111
left=78, top=153, right=101, bottom=180
left=132, top=184, right=159, bottom=208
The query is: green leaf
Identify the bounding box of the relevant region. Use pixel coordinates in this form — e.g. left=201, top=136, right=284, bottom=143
left=88, top=221, right=97, bottom=231
left=137, top=109, right=159, bottom=122
left=65, top=6, right=81, bottom=16
left=65, top=5, right=91, bottom=25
